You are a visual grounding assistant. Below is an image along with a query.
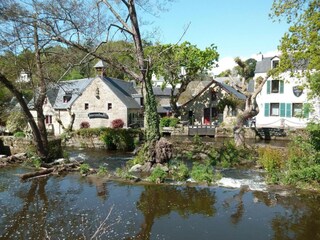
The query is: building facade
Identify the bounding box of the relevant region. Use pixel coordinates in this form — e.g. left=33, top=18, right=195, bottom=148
left=254, top=56, right=319, bottom=128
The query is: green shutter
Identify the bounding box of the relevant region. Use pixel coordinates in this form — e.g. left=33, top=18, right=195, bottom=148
left=280, top=103, right=286, bottom=117
left=303, top=103, right=310, bottom=118
left=267, top=81, right=271, bottom=94
left=264, top=103, right=270, bottom=117
left=280, top=81, right=284, bottom=94
left=286, top=103, right=292, bottom=117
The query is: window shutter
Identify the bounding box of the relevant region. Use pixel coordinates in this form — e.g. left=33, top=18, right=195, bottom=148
left=303, top=103, right=310, bottom=118
left=264, top=103, right=270, bottom=117
left=280, top=81, right=284, bottom=94
left=286, top=103, right=292, bottom=117
left=280, top=103, right=286, bottom=117
left=267, top=81, right=271, bottom=94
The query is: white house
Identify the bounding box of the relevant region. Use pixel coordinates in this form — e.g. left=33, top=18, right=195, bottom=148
left=254, top=55, right=319, bottom=129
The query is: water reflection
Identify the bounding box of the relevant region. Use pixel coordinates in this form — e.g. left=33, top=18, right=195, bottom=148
left=131, top=185, right=216, bottom=239
left=1, top=166, right=320, bottom=239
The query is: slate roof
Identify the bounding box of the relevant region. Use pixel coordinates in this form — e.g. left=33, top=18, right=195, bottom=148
left=254, top=57, right=274, bottom=73
left=53, top=78, right=93, bottom=109
left=30, top=76, right=141, bottom=110
left=102, top=77, right=141, bottom=109
left=180, top=79, right=246, bottom=107
left=153, top=87, right=177, bottom=96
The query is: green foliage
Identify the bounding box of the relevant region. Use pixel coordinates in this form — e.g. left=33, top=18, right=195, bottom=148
left=148, top=166, right=168, bottom=183
left=6, top=111, right=27, bottom=133
left=160, top=117, right=179, bottom=128
left=100, top=128, right=137, bottom=151
left=192, top=134, right=202, bottom=146
left=97, top=165, right=108, bottom=175
left=258, top=147, right=285, bottom=183
left=115, top=167, right=133, bottom=179
left=271, top=0, right=320, bottom=95
left=79, top=163, right=90, bottom=175
left=190, top=162, right=216, bottom=184
left=13, top=131, right=25, bottom=138
left=217, top=96, right=242, bottom=112
left=32, top=157, right=42, bottom=169
left=307, top=123, right=320, bottom=151
left=218, top=141, right=241, bottom=168
left=47, top=139, right=63, bottom=161
left=308, top=72, right=320, bottom=98
left=170, top=161, right=190, bottom=181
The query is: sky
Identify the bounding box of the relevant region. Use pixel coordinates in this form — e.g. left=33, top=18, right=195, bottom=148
left=141, top=0, right=290, bottom=74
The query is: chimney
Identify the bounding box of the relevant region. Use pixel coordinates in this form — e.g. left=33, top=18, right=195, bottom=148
left=94, top=60, right=107, bottom=77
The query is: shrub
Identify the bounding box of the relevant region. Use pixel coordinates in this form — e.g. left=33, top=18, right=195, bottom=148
left=100, top=128, right=136, bottom=151
left=218, top=140, right=240, bottom=168
left=307, top=123, right=320, bottom=151
left=32, top=157, right=42, bottom=169
left=111, top=119, right=124, bottom=129
left=13, top=131, right=25, bottom=138
left=160, top=117, right=180, bottom=128
left=258, top=147, right=285, bottom=183
left=190, top=162, right=215, bottom=184
left=80, top=163, right=90, bottom=174
left=149, top=166, right=167, bottom=183
left=6, top=111, right=27, bottom=133
left=80, top=121, right=90, bottom=129
left=97, top=165, right=108, bottom=175
left=171, top=162, right=189, bottom=181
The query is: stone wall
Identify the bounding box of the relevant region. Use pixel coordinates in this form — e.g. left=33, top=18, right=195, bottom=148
left=64, top=135, right=106, bottom=149
left=0, top=137, right=33, bottom=155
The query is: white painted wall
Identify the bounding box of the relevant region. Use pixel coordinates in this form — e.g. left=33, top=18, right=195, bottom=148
left=255, top=71, right=319, bottom=128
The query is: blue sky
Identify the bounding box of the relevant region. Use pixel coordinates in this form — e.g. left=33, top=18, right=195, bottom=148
left=142, top=0, right=290, bottom=72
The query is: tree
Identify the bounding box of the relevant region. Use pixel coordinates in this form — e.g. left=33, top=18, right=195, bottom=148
left=271, top=0, right=320, bottom=96
left=148, top=41, right=219, bottom=117
left=229, top=57, right=267, bottom=147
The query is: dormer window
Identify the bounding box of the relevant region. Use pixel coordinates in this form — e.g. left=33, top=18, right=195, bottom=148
left=272, top=59, right=279, bottom=69
left=63, top=91, right=72, bottom=103
left=63, top=95, right=72, bottom=103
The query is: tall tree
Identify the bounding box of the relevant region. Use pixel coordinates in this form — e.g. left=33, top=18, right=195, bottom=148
left=271, top=0, right=320, bottom=96
left=230, top=57, right=267, bottom=147
left=148, top=41, right=219, bottom=117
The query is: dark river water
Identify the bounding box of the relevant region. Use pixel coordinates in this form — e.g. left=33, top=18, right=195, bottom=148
left=1, top=148, right=320, bottom=240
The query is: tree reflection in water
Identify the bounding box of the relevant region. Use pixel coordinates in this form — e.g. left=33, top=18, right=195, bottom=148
left=130, top=185, right=216, bottom=240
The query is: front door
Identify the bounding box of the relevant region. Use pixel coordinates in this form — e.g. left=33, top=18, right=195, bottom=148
left=204, top=108, right=210, bottom=125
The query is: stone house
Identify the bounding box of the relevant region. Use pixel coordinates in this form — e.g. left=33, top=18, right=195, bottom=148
left=254, top=55, right=320, bottom=128
left=178, top=79, right=246, bottom=125
left=29, top=61, right=143, bottom=136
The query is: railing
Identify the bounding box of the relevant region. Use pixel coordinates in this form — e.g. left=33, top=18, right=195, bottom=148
left=188, top=124, right=215, bottom=136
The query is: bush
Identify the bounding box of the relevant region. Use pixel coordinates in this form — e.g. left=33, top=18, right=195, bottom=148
left=149, top=166, right=167, bottom=183
left=100, top=128, right=136, bottom=151
left=6, top=111, right=27, bottom=133
left=80, top=163, right=90, bottom=174
left=170, top=162, right=189, bottom=181
left=307, top=123, right=320, bottom=151
left=13, top=131, right=25, bottom=138
left=80, top=121, right=90, bottom=129
left=111, top=119, right=124, bottom=129
left=97, top=165, right=108, bottom=175
left=160, top=117, right=180, bottom=128
left=218, top=141, right=240, bottom=168
left=190, top=162, right=216, bottom=184
left=258, top=147, right=285, bottom=183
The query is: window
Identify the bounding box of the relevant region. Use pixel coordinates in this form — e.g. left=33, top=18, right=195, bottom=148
left=140, top=97, right=144, bottom=106
left=84, top=103, right=89, bottom=110
left=45, top=115, right=52, bottom=124
left=270, top=103, right=279, bottom=116
left=271, top=80, right=280, bottom=93
left=63, top=95, right=72, bottom=103
left=108, top=103, right=112, bottom=110
left=272, top=60, right=279, bottom=69
left=292, top=103, right=303, bottom=117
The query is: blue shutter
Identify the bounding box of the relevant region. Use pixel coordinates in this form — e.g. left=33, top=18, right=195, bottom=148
left=264, top=103, right=270, bottom=117
left=286, top=103, right=292, bottom=117
left=303, top=103, right=310, bottom=118
left=267, top=81, right=271, bottom=94
left=280, top=103, right=286, bottom=117
left=280, top=81, right=284, bottom=94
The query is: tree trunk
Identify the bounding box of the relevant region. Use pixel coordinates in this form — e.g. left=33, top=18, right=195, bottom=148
left=0, top=73, right=48, bottom=159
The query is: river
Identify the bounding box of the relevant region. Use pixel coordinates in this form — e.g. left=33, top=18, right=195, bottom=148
left=1, top=148, right=320, bottom=240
